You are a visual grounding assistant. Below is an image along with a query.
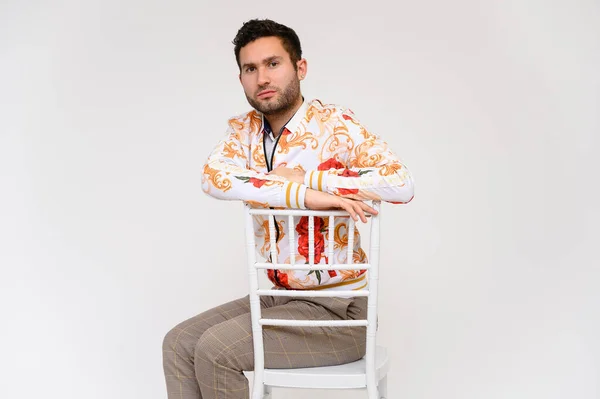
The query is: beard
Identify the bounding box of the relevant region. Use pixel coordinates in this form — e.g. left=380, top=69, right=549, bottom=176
left=246, top=75, right=301, bottom=116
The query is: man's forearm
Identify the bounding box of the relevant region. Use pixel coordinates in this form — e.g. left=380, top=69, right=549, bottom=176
left=202, top=161, right=308, bottom=208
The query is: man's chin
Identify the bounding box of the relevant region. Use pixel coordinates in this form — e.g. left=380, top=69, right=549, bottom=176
left=255, top=102, right=283, bottom=115
left=256, top=95, right=278, bottom=105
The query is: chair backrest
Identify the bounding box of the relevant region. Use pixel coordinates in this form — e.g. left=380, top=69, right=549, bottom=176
left=244, top=202, right=381, bottom=396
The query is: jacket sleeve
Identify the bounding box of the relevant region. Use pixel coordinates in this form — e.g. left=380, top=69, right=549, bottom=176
left=303, top=108, right=414, bottom=204
left=202, top=124, right=307, bottom=208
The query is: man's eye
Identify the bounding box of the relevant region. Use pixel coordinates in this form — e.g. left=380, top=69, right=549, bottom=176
left=269, top=61, right=279, bottom=67
left=245, top=67, right=256, bottom=73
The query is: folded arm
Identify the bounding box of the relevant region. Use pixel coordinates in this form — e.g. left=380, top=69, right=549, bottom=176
left=201, top=125, right=307, bottom=208
left=303, top=109, right=414, bottom=204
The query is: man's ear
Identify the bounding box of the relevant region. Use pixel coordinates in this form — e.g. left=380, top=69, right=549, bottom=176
left=297, top=58, right=307, bottom=80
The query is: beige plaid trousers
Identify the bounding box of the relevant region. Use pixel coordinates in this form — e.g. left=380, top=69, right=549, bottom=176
left=162, top=294, right=367, bottom=399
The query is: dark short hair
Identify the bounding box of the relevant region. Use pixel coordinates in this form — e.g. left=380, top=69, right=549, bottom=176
left=233, top=19, right=302, bottom=70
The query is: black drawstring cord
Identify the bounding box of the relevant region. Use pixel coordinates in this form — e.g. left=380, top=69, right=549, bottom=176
left=263, top=128, right=285, bottom=285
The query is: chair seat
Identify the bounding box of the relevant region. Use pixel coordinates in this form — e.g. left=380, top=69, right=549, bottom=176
left=244, top=345, right=390, bottom=390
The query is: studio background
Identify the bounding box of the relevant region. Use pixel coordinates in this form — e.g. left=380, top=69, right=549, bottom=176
left=1, top=1, right=598, bottom=398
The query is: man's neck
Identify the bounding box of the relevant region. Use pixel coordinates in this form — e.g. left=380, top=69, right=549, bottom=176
left=264, top=96, right=303, bottom=137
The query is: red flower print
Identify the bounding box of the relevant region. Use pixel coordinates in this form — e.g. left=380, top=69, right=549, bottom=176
left=298, top=233, right=325, bottom=263
left=295, top=216, right=325, bottom=236
left=267, top=269, right=291, bottom=289
left=339, top=168, right=360, bottom=177
left=338, top=188, right=359, bottom=195
left=327, top=270, right=337, bottom=277
left=342, top=113, right=352, bottom=121
left=277, top=272, right=291, bottom=289
left=267, top=269, right=276, bottom=284
left=336, top=169, right=360, bottom=194
left=248, top=177, right=267, bottom=188
left=317, top=157, right=344, bottom=171
left=297, top=234, right=309, bottom=258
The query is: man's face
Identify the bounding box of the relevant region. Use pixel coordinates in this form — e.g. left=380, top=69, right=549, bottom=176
left=238, top=36, right=306, bottom=116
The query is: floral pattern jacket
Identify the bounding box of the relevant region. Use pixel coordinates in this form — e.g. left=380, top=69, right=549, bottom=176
left=202, top=99, right=414, bottom=290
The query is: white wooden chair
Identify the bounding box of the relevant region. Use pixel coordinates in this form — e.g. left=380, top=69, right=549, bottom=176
left=243, top=202, right=389, bottom=399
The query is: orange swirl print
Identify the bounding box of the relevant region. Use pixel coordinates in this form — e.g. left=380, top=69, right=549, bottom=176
left=203, top=164, right=232, bottom=192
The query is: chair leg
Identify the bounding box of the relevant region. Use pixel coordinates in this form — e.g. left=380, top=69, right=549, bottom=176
left=263, top=384, right=272, bottom=399
left=378, top=375, right=388, bottom=399
left=367, top=385, right=379, bottom=399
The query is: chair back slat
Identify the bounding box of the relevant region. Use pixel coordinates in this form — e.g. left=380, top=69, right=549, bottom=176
left=253, top=262, right=370, bottom=271
left=327, top=215, right=335, bottom=263
left=308, top=216, right=315, bottom=264
left=287, top=215, right=296, bottom=265
left=255, top=289, right=370, bottom=298
left=346, top=218, right=355, bottom=265
left=267, top=216, right=278, bottom=264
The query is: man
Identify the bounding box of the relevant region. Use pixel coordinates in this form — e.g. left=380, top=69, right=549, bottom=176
left=163, top=19, right=413, bottom=399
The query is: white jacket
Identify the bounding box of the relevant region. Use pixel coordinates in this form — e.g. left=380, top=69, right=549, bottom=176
left=202, top=99, right=413, bottom=290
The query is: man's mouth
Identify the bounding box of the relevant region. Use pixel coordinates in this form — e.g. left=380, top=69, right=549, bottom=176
left=257, top=90, right=277, bottom=98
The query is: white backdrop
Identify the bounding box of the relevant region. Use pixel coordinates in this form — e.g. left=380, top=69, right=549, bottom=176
left=1, top=1, right=598, bottom=398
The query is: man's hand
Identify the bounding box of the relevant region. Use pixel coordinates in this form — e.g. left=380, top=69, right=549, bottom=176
left=269, top=167, right=305, bottom=184
left=304, top=189, right=377, bottom=223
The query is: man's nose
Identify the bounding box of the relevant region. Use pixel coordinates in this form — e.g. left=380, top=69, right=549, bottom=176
left=257, top=67, right=270, bottom=86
